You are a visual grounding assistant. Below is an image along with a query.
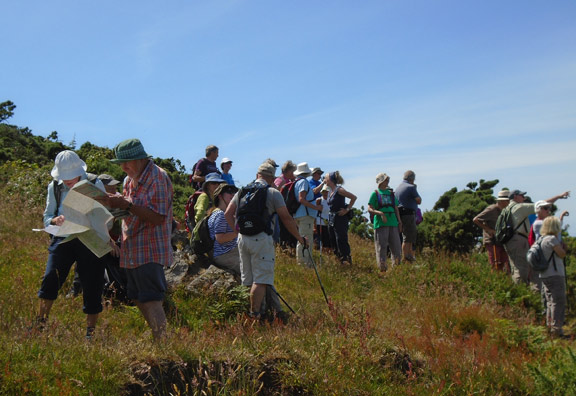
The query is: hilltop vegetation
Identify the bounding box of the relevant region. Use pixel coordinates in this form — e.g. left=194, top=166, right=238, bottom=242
left=1, top=100, right=576, bottom=394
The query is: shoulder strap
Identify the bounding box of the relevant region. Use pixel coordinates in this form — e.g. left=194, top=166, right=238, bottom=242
left=52, top=180, right=62, bottom=216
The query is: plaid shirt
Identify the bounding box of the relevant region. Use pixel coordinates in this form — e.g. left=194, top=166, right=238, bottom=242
left=120, top=160, right=173, bottom=269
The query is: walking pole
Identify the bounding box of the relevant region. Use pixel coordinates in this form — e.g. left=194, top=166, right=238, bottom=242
left=271, top=286, right=296, bottom=314
left=304, top=244, right=330, bottom=306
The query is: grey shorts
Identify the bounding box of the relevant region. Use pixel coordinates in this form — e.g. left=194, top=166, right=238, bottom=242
left=400, top=214, right=417, bottom=243
left=126, top=262, right=167, bottom=303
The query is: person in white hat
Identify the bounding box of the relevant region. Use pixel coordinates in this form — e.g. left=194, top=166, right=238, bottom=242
left=530, top=200, right=569, bottom=245
left=368, top=173, right=402, bottom=272
left=33, top=150, right=107, bottom=340
left=293, top=162, right=323, bottom=267
left=473, top=189, right=511, bottom=272
left=220, top=157, right=235, bottom=186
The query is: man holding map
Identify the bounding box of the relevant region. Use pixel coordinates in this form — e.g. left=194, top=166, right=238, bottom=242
left=97, top=139, right=173, bottom=341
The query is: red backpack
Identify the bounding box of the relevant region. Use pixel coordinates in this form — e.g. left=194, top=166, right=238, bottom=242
left=184, top=190, right=203, bottom=232
left=280, top=180, right=300, bottom=215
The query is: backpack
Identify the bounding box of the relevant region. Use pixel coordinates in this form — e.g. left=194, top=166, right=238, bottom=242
left=526, top=236, right=557, bottom=272
left=494, top=206, right=526, bottom=245
left=237, top=182, right=272, bottom=236
left=280, top=180, right=300, bottom=215
left=52, top=173, right=99, bottom=216
left=184, top=190, right=203, bottom=232
left=369, top=189, right=396, bottom=223
left=190, top=214, right=214, bottom=257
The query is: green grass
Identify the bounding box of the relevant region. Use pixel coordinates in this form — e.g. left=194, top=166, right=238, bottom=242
left=2, top=186, right=576, bottom=395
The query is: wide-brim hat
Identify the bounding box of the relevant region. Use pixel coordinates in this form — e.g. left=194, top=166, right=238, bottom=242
left=294, top=162, right=312, bottom=176
left=202, top=172, right=226, bottom=190
left=110, top=139, right=152, bottom=164
left=214, top=182, right=239, bottom=198
left=496, top=189, right=510, bottom=201
left=376, top=172, right=390, bottom=185
left=51, top=150, right=87, bottom=181
left=311, top=167, right=324, bottom=175
left=220, top=157, right=233, bottom=165
left=98, top=174, right=121, bottom=186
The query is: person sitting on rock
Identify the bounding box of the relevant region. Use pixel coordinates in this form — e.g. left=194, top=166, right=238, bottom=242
left=207, top=183, right=240, bottom=275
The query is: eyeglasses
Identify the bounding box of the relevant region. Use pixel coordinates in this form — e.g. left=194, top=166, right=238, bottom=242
left=541, top=207, right=551, bottom=211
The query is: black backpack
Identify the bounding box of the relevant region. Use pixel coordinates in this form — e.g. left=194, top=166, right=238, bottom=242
left=237, top=182, right=272, bottom=236
left=190, top=214, right=214, bottom=257
left=526, top=236, right=557, bottom=272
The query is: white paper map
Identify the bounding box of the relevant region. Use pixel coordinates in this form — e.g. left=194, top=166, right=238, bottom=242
left=33, top=183, right=114, bottom=258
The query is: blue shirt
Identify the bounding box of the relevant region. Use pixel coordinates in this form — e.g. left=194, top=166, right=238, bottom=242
left=294, top=177, right=318, bottom=219
left=395, top=180, right=420, bottom=211
left=221, top=173, right=235, bottom=186
left=308, top=177, right=322, bottom=199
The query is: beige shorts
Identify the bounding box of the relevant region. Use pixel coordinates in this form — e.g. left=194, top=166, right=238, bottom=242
left=238, top=233, right=275, bottom=286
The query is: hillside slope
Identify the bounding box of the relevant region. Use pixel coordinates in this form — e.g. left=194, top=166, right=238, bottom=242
left=1, top=165, right=576, bottom=395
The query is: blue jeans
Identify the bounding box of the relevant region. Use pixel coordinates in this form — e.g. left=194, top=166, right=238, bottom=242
left=38, top=237, right=105, bottom=314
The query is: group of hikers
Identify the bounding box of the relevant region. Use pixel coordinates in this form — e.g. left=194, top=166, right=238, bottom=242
left=31, top=140, right=570, bottom=341
left=474, top=188, right=571, bottom=338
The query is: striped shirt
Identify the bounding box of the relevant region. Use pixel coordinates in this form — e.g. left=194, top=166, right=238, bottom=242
left=120, top=160, right=173, bottom=269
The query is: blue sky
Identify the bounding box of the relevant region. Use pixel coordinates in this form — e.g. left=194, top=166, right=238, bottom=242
left=3, top=1, right=576, bottom=233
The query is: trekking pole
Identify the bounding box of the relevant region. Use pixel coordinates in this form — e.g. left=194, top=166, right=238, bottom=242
left=304, top=244, right=330, bottom=306
left=271, top=286, right=296, bottom=315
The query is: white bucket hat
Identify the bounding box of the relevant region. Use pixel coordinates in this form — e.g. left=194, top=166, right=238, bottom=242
left=51, top=150, right=87, bottom=181
left=294, top=162, right=312, bottom=177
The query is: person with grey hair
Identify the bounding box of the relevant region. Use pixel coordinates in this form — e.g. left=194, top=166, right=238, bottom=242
left=191, top=145, right=221, bottom=190
left=368, top=173, right=402, bottom=272
left=395, top=170, right=422, bottom=262
left=225, top=162, right=306, bottom=319
left=275, top=160, right=297, bottom=250
left=274, top=160, right=296, bottom=189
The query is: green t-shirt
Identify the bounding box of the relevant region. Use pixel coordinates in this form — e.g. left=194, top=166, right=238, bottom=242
left=369, top=189, right=399, bottom=229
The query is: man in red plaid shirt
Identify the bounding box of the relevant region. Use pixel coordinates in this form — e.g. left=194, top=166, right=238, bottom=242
left=99, top=139, right=173, bottom=341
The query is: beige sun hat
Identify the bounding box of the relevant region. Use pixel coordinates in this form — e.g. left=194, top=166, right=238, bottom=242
left=294, top=162, right=312, bottom=177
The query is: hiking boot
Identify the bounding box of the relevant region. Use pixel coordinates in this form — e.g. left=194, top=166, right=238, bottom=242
left=85, top=327, right=96, bottom=340
left=27, top=317, right=47, bottom=335
left=404, top=255, right=416, bottom=262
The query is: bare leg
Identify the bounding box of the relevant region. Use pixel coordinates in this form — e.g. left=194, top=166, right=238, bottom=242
left=135, top=300, right=167, bottom=341
left=38, top=298, right=55, bottom=320
left=250, top=284, right=267, bottom=314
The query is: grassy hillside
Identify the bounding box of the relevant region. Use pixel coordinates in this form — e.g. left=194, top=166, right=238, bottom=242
left=1, top=165, right=576, bottom=395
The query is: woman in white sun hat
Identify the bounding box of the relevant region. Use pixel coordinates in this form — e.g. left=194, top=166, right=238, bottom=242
left=32, top=150, right=107, bottom=340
